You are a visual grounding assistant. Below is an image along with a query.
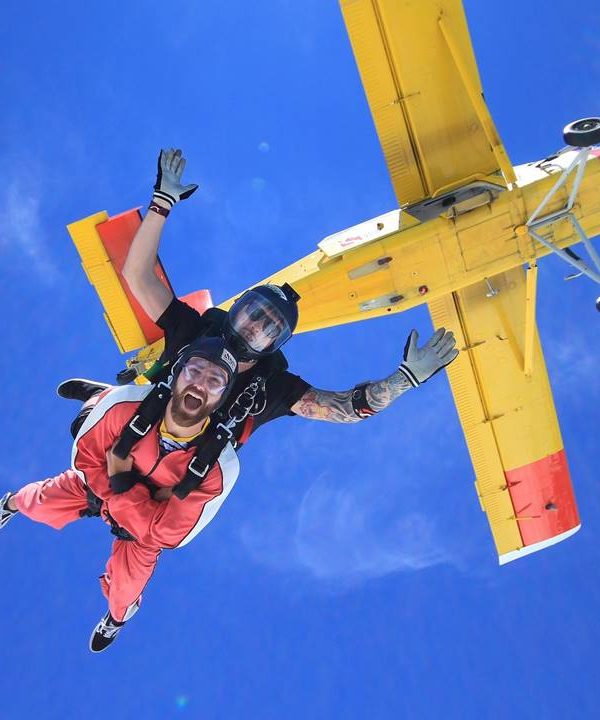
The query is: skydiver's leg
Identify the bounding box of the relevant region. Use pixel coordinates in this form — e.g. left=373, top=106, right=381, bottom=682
left=100, top=539, right=161, bottom=622
left=9, top=469, right=89, bottom=529
left=69, top=398, right=98, bottom=439
left=90, top=539, right=160, bottom=652
left=57, top=379, right=112, bottom=438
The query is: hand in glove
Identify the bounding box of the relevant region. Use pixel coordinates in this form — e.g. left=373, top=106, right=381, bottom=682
left=153, top=148, right=199, bottom=208
left=399, top=327, right=459, bottom=387
left=106, top=445, right=139, bottom=494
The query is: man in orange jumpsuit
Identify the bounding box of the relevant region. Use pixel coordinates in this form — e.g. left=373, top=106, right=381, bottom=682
left=0, top=336, right=239, bottom=653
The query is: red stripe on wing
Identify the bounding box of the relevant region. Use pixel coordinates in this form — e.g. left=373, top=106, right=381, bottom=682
left=506, top=449, right=580, bottom=546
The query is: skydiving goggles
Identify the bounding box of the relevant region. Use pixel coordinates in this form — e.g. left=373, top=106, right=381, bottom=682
left=229, top=292, right=292, bottom=352
left=181, top=357, right=230, bottom=395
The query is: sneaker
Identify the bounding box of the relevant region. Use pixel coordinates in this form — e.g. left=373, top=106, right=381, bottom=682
left=0, top=492, right=17, bottom=530
left=89, top=612, right=126, bottom=653
left=57, top=378, right=111, bottom=403
left=89, top=598, right=140, bottom=653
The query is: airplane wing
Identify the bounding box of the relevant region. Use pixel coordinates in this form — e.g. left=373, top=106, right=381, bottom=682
left=428, top=270, right=580, bottom=563
left=340, top=0, right=516, bottom=205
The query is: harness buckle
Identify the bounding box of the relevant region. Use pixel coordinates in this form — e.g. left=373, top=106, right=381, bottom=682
left=188, top=457, right=210, bottom=479
left=216, top=421, right=234, bottom=439
left=129, top=414, right=152, bottom=437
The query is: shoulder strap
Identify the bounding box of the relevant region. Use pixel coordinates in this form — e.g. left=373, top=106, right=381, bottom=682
left=112, top=381, right=173, bottom=459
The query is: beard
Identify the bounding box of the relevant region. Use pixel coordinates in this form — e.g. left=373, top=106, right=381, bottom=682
left=169, top=383, right=211, bottom=427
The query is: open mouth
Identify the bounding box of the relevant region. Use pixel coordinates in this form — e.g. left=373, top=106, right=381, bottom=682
left=182, top=390, right=205, bottom=413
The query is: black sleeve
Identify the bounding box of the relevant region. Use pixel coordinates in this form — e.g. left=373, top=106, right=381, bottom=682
left=278, top=372, right=311, bottom=415
left=251, top=371, right=311, bottom=431
left=156, top=298, right=212, bottom=360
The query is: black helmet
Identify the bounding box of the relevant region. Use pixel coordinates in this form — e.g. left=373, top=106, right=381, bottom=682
left=172, top=336, right=238, bottom=408
left=223, top=283, right=300, bottom=362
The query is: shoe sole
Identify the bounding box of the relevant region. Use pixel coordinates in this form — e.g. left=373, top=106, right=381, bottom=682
left=57, top=378, right=111, bottom=400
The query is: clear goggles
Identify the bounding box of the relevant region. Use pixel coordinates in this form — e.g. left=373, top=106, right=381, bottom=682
left=180, top=357, right=229, bottom=395
left=229, top=292, right=291, bottom=352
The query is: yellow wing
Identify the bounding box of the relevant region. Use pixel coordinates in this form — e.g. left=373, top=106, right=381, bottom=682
left=429, top=271, right=580, bottom=563
left=340, top=0, right=516, bottom=204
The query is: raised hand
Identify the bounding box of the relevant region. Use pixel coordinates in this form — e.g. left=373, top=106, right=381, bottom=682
left=153, top=148, right=199, bottom=208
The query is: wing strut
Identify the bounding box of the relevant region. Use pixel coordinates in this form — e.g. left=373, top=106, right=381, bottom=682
left=524, top=263, right=538, bottom=377
left=526, top=147, right=600, bottom=284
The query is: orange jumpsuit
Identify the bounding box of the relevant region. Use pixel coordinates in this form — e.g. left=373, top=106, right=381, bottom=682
left=13, top=385, right=240, bottom=621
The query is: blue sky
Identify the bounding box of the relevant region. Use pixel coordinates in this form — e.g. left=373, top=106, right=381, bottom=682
left=1, top=1, right=600, bottom=718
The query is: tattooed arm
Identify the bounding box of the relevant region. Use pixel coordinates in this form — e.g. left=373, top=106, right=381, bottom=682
left=290, top=369, right=413, bottom=424
left=290, top=327, right=458, bottom=424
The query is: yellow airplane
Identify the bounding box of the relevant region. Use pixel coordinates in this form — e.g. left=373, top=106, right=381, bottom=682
left=67, top=0, right=600, bottom=565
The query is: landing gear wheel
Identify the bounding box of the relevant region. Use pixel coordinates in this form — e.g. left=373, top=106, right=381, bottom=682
left=563, top=118, right=600, bottom=148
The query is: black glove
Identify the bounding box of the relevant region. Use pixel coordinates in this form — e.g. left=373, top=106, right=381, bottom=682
left=153, top=148, right=199, bottom=207
left=109, top=470, right=144, bottom=494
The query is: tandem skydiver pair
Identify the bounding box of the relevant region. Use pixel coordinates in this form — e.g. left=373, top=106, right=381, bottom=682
left=0, top=149, right=458, bottom=652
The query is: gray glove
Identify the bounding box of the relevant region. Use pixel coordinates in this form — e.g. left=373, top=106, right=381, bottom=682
left=153, top=148, right=199, bottom=208
left=399, top=328, right=458, bottom=387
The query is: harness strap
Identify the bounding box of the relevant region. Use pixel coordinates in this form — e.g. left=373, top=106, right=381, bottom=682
left=79, top=487, right=137, bottom=541
left=107, top=516, right=137, bottom=542
left=172, top=369, right=272, bottom=500
left=113, top=381, right=172, bottom=459
left=80, top=487, right=103, bottom=518
left=172, top=430, right=229, bottom=499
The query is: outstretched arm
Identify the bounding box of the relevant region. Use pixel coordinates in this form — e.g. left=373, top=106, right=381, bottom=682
left=290, top=327, right=458, bottom=423
left=122, top=148, right=198, bottom=322
left=291, top=369, right=413, bottom=424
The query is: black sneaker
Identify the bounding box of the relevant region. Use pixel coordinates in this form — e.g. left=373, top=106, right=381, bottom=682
left=0, top=492, right=18, bottom=530
left=57, top=378, right=111, bottom=403
left=89, top=612, right=126, bottom=653
left=89, top=599, right=140, bottom=653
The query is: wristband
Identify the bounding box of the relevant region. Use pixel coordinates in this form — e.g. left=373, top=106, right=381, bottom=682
left=148, top=201, right=170, bottom=218
left=398, top=363, right=420, bottom=388
left=351, top=383, right=376, bottom=419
